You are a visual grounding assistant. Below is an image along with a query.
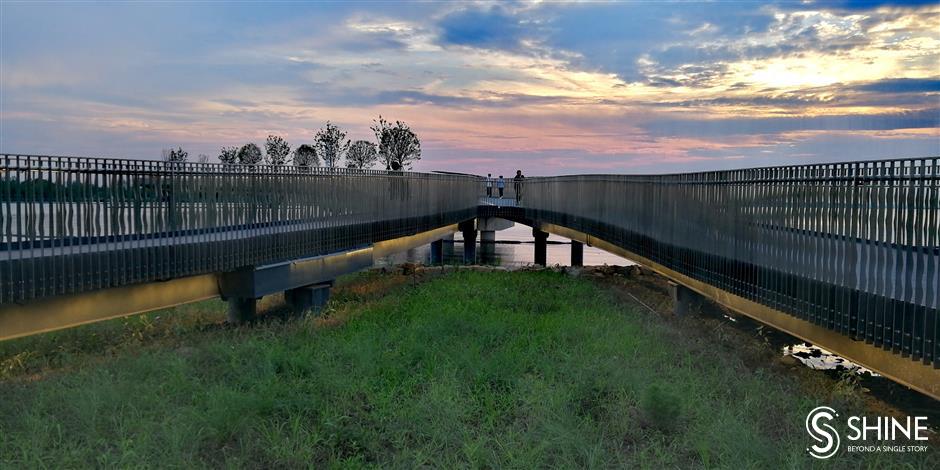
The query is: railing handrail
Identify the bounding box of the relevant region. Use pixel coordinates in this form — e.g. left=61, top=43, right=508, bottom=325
left=521, top=156, right=940, bottom=183
left=0, top=153, right=483, bottom=180
left=8, top=154, right=938, bottom=181
left=2, top=152, right=937, bottom=371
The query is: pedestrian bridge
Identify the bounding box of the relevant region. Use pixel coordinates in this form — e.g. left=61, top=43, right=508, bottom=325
left=1, top=154, right=937, bottom=399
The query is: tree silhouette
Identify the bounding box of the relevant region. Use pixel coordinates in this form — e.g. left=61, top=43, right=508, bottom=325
left=162, top=147, right=188, bottom=162
left=196, top=154, right=209, bottom=163
left=293, top=144, right=319, bottom=167
left=264, top=135, right=291, bottom=165
left=315, top=122, right=349, bottom=168
left=237, top=143, right=263, bottom=165
left=371, top=116, right=420, bottom=170
left=218, top=146, right=238, bottom=165
left=346, top=140, right=378, bottom=169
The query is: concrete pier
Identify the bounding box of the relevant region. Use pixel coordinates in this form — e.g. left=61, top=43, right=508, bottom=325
left=571, top=240, right=584, bottom=267
left=478, top=217, right=514, bottom=232
left=533, top=228, right=548, bottom=266
left=227, top=297, right=257, bottom=323
left=285, top=282, right=332, bottom=315
left=668, top=281, right=698, bottom=317
left=459, top=220, right=477, bottom=263
left=476, top=218, right=511, bottom=264
left=429, top=239, right=444, bottom=265
left=442, top=233, right=455, bottom=259
left=479, top=230, right=496, bottom=262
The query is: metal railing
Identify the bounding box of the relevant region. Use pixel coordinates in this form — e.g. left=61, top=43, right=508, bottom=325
left=1, top=154, right=479, bottom=303
left=3, top=153, right=938, bottom=369
left=518, top=157, right=939, bottom=367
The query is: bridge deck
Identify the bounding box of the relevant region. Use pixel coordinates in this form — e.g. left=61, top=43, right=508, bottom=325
left=1, top=154, right=937, bottom=398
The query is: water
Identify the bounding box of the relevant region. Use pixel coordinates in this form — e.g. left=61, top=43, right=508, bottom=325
left=376, top=226, right=937, bottom=419
left=782, top=343, right=878, bottom=375
left=375, top=223, right=634, bottom=267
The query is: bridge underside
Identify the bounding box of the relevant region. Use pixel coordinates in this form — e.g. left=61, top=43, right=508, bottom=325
left=0, top=224, right=459, bottom=342
left=2, top=204, right=937, bottom=400
left=481, top=205, right=940, bottom=400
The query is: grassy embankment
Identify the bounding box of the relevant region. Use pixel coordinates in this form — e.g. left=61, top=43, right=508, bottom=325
left=0, top=269, right=935, bottom=468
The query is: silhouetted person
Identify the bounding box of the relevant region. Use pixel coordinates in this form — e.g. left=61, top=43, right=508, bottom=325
left=388, top=160, right=404, bottom=201
left=485, top=173, right=493, bottom=197
left=513, top=170, right=525, bottom=203
left=497, top=175, right=505, bottom=198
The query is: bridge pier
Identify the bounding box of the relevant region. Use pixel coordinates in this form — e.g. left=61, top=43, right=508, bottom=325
left=668, top=281, right=699, bottom=317
left=480, top=230, right=496, bottom=262
left=429, top=239, right=444, bottom=265
left=227, top=297, right=257, bottom=324
left=442, top=233, right=455, bottom=259
left=285, top=282, right=332, bottom=315
left=533, top=228, right=548, bottom=266
left=477, top=217, right=512, bottom=265
left=459, top=220, right=477, bottom=263
left=571, top=241, right=584, bottom=267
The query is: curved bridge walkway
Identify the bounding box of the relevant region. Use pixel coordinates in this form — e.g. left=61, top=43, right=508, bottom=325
left=1, top=155, right=937, bottom=398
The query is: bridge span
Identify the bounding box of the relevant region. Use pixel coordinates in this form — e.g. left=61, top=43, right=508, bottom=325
left=1, top=155, right=938, bottom=399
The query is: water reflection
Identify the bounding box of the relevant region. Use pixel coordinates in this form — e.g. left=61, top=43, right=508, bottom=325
left=783, top=343, right=878, bottom=375
left=375, top=224, right=634, bottom=267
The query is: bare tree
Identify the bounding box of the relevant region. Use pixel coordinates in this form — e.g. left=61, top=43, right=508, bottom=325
left=371, top=116, right=420, bottom=170
left=314, top=122, right=349, bottom=168
left=264, top=135, right=291, bottom=165
left=196, top=153, right=209, bottom=163
left=237, top=143, right=263, bottom=165
left=161, top=147, right=188, bottom=162
left=293, top=144, right=319, bottom=167
left=346, top=140, right=378, bottom=169
left=218, top=146, right=238, bottom=165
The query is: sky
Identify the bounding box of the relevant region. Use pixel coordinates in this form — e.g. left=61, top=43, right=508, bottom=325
left=1, top=0, right=938, bottom=176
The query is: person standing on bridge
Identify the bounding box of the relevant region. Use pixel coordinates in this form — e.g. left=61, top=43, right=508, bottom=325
left=485, top=173, right=493, bottom=197
left=513, top=170, right=525, bottom=203
left=497, top=175, right=505, bottom=198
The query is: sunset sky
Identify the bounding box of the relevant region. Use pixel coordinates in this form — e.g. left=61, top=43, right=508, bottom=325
left=1, top=1, right=938, bottom=175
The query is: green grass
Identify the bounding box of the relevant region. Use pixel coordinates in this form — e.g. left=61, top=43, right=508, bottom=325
left=0, top=270, right=934, bottom=468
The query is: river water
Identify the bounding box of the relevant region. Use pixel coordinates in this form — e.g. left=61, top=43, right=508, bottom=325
left=375, top=223, right=634, bottom=267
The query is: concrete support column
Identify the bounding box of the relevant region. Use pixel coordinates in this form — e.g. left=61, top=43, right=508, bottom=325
left=285, top=282, right=332, bottom=315
left=227, top=297, right=257, bottom=324
left=479, top=230, right=496, bottom=263
left=459, top=220, right=477, bottom=264
left=533, top=228, right=548, bottom=266
left=668, top=281, right=698, bottom=317
left=442, top=233, right=456, bottom=260
left=571, top=240, right=584, bottom=267
left=463, top=231, right=477, bottom=263
left=429, top=239, right=444, bottom=265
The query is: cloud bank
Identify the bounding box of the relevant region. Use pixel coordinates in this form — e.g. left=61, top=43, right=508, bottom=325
left=1, top=1, right=937, bottom=175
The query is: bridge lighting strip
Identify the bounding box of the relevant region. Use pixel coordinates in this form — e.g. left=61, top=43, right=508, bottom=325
left=539, top=222, right=940, bottom=401
left=0, top=224, right=459, bottom=343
